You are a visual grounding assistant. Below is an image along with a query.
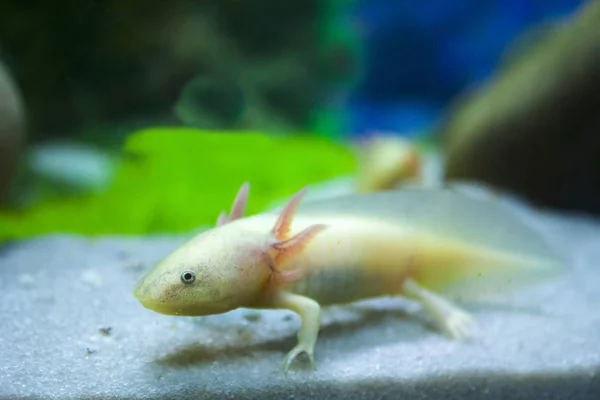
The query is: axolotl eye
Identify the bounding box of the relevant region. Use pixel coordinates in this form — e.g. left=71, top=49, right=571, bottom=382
left=180, top=270, right=196, bottom=284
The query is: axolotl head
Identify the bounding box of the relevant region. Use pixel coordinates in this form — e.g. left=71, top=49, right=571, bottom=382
left=132, top=182, right=326, bottom=317
left=133, top=224, right=274, bottom=316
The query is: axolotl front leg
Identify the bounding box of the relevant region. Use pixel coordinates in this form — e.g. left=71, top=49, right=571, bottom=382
left=254, top=187, right=327, bottom=370
left=261, top=291, right=322, bottom=370
left=216, top=183, right=325, bottom=371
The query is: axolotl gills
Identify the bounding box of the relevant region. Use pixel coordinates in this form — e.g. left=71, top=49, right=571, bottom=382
left=133, top=182, right=562, bottom=371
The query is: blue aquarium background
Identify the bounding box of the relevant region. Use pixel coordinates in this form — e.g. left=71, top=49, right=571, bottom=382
left=343, top=0, right=582, bottom=136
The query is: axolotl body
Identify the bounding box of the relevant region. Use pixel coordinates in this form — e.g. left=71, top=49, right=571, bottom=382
left=133, top=183, right=561, bottom=371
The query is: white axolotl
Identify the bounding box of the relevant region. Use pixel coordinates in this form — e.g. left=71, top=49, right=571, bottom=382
left=133, top=182, right=562, bottom=371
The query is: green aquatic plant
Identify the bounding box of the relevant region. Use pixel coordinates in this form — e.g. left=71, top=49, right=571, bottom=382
left=0, top=128, right=356, bottom=241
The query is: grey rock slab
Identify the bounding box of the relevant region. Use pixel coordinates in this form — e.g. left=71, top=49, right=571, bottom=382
left=0, top=211, right=599, bottom=399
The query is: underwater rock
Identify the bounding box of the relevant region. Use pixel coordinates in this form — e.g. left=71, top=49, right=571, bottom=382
left=0, top=60, right=25, bottom=204
left=0, top=207, right=599, bottom=399
left=441, top=0, right=600, bottom=216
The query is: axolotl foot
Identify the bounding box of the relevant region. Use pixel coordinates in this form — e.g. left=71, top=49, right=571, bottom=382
left=441, top=307, right=476, bottom=340
left=281, top=343, right=317, bottom=372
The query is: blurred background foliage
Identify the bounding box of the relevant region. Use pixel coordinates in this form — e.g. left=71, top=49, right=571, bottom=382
left=0, top=128, right=356, bottom=240
left=1, top=0, right=598, bottom=241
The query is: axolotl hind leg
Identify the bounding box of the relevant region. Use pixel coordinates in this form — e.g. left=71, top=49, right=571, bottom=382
left=401, top=278, right=477, bottom=339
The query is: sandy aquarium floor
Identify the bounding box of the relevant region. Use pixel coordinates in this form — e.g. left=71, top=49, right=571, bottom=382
left=0, top=198, right=599, bottom=399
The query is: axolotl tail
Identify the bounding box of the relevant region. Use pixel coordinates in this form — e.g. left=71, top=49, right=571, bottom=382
left=294, top=185, right=564, bottom=301
left=406, top=234, right=563, bottom=301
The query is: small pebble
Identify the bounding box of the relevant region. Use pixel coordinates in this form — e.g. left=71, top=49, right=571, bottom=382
left=81, top=269, right=103, bottom=288
left=243, top=312, right=262, bottom=323
left=98, top=327, right=112, bottom=336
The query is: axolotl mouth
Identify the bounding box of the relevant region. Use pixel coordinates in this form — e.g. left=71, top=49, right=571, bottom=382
left=133, top=284, right=194, bottom=316
left=133, top=278, right=170, bottom=313
left=132, top=272, right=182, bottom=315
